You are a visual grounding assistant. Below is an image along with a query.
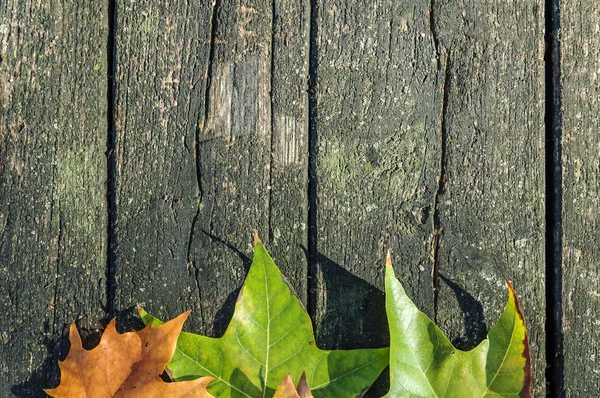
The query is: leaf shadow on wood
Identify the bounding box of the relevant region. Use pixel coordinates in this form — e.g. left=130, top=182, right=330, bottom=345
left=11, top=329, right=60, bottom=397
left=212, top=288, right=241, bottom=337
left=114, top=305, right=146, bottom=332
left=307, top=250, right=390, bottom=397
left=439, top=273, right=487, bottom=350
left=11, top=320, right=105, bottom=397
left=201, top=230, right=253, bottom=269
left=201, top=230, right=252, bottom=337
left=311, top=251, right=389, bottom=349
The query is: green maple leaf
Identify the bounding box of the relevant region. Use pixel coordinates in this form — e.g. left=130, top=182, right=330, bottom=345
left=384, top=253, right=531, bottom=398
left=140, top=234, right=388, bottom=398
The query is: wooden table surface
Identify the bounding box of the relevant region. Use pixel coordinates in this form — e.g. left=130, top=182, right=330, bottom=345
left=0, top=0, right=594, bottom=396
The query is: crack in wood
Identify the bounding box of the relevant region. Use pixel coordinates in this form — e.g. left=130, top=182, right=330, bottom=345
left=429, top=0, right=442, bottom=71
left=187, top=210, right=200, bottom=263
left=429, top=2, right=450, bottom=321
left=188, top=1, right=219, bottom=246
left=188, top=260, right=206, bottom=327
left=186, top=0, right=220, bottom=322
left=428, top=226, right=443, bottom=292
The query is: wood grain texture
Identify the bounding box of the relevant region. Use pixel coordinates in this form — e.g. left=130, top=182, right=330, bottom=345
left=0, top=1, right=107, bottom=395
left=430, top=1, right=546, bottom=395
left=114, top=0, right=309, bottom=337
left=0, top=0, right=560, bottom=395
left=314, top=0, right=545, bottom=395
left=269, top=0, right=310, bottom=306
left=313, top=0, right=440, bottom=372
left=113, top=0, right=213, bottom=332
left=561, top=0, right=600, bottom=394
left=312, top=4, right=444, bottom=395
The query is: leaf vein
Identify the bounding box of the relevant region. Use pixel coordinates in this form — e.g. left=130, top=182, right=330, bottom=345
left=236, top=329, right=265, bottom=367
left=268, top=320, right=302, bottom=348
left=312, top=356, right=385, bottom=390
left=175, top=346, right=253, bottom=398
left=481, top=312, right=518, bottom=396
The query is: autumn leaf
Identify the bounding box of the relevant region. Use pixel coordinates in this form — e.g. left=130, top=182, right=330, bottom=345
left=384, top=252, right=531, bottom=397
left=273, top=371, right=313, bottom=398
left=141, top=233, right=389, bottom=397
left=45, top=311, right=214, bottom=398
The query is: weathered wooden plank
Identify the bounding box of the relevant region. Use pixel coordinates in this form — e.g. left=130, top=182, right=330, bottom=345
left=0, top=1, right=107, bottom=395
left=114, top=0, right=309, bottom=337
left=429, top=1, right=546, bottom=395
left=313, top=0, right=440, bottom=378
left=113, top=0, right=213, bottom=332
left=561, top=1, right=600, bottom=394
left=313, top=3, right=443, bottom=394
left=269, top=0, right=310, bottom=306
left=314, top=0, right=545, bottom=395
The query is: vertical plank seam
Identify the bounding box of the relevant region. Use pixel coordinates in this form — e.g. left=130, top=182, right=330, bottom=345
left=49, top=215, right=64, bottom=386
left=430, top=58, right=449, bottom=324
left=54, top=217, right=64, bottom=327
left=428, top=0, right=441, bottom=70
left=428, top=1, right=449, bottom=323
left=187, top=0, right=221, bottom=329
left=545, top=0, right=564, bottom=395
left=48, top=134, right=61, bottom=372
left=106, top=0, right=117, bottom=318
left=307, top=0, right=319, bottom=316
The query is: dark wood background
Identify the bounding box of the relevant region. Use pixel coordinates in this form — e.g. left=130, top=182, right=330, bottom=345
left=0, top=0, right=592, bottom=397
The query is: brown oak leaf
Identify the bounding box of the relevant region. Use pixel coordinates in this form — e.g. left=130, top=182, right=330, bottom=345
left=273, top=372, right=313, bottom=398
left=45, top=310, right=213, bottom=398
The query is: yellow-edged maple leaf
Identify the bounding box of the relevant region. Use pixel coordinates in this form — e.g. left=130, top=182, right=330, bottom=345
left=273, top=372, right=313, bottom=398
left=45, top=310, right=213, bottom=398
left=140, top=234, right=388, bottom=397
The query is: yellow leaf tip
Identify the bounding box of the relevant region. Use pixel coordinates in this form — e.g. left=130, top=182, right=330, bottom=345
left=386, top=250, right=392, bottom=267
left=254, top=230, right=262, bottom=246
left=504, top=278, right=516, bottom=295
